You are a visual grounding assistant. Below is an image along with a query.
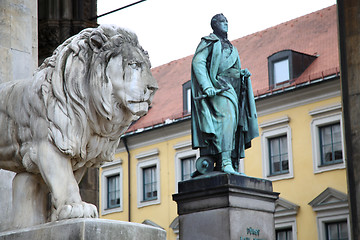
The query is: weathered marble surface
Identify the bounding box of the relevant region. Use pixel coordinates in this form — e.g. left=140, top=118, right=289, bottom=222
left=0, top=170, right=15, bottom=231
left=0, top=219, right=166, bottom=240
left=0, top=25, right=157, bottom=229
left=0, top=0, right=37, bottom=82
left=0, top=0, right=37, bottom=231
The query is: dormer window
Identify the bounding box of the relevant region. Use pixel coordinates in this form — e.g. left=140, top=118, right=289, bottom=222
left=183, top=80, right=192, bottom=113
left=273, top=58, right=290, bottom=84
left=268, top=50, right=317, bottom=87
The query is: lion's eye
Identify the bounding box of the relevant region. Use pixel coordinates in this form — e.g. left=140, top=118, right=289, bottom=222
left=129, top=62, right=140, bottom=69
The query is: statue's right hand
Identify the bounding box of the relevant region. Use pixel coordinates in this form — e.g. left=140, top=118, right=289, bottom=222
left=204, top=88, right=216, bottom=97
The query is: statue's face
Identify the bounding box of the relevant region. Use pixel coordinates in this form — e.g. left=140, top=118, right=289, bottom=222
left=215, top=15, right=228, bottom=34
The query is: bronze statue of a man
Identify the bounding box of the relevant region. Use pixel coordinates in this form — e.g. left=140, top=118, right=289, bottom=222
left=191, top=13, right=259, bottom=175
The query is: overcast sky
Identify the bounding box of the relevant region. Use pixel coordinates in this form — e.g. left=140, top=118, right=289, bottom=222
left=97, top=0, right=336, bottom=68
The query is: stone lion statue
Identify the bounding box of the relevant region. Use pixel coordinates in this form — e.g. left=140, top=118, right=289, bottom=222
left=0, top=25, right=157, bottom=228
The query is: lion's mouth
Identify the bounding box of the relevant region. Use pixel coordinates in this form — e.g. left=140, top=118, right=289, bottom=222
left=127, top=99, right=150, bottom=116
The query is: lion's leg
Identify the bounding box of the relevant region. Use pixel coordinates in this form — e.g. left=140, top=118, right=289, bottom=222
left=35, top=141, right=98, bottom=221
left=12, top=172, right=49, bottom=228
left=74, top=166, right=88, bottom=184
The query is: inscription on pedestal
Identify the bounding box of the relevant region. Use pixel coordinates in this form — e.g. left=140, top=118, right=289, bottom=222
left=240, top=227, right=265, bottom=240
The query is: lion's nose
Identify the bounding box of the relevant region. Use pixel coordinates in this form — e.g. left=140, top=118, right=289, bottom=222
left=145, top=84, right=157, bottom=103
left=146, top=85, right=157, bottom=93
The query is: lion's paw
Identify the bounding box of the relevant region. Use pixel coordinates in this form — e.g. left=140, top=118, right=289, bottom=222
left=54, top=202, right=98, bottom=221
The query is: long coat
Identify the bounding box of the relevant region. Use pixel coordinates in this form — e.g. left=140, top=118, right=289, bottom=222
left=191, top=33, right=259, bottom=159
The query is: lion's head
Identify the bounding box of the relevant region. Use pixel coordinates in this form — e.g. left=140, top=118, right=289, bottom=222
left=105, top=41, right=157, bottom=117
left=35, top=25, right=158, bottom=163
left=88, top=26, right=158, bottom=119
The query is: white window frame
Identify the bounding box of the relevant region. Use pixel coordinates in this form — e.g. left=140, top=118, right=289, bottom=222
left=260, top=117, right=293, bottom=181
left=177, top=153, right=197, bottom=181
left=309, top=187, right=350, bottom=240
left=310, top=111, right=345, bottom=174
left=318, top=214, right=350, bottom=240
left=313, top=204, right=350, bottom=240
left=275, top=219, right=297, bottom=240
left=174, top=142, right=199, bottom=192
left=274, top=197, right=299, bottom=240
left=136, top=149, right=160, bottom=208
left=182, top=80, right=192, bottom=114
left=100, top=159, right=123, bottom=215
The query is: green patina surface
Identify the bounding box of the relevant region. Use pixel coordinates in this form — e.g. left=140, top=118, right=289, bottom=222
left=191, top=14, right=258, bottom=175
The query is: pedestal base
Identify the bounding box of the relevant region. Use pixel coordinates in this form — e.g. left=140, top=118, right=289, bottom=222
left=0, top=218, right=166, bottom=240
left=173, top=172, right=279, bottom=240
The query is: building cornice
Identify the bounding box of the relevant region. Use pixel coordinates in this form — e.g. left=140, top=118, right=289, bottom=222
left=117, top=120, right=191, bottom=152
left=116, top=77, right=340, bottom=152
left=256, top=76, right=340, bottom=117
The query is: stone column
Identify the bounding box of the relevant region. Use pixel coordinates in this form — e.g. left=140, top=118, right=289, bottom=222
left=38, top=0, right=97, bottom=63
left=173, top=173, right=279, bottom=240
left=0, top=0, right=37, bottom=82
left=0, top=0, right=37, bottom=231
left=337, top=0, right=360, bottom=238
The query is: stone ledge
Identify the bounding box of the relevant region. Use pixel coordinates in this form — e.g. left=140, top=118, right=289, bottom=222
left=178, top=172, right=274, bottom=193
left=173, top=173, right=279, bottom=215
left=0, top=218, right=166, bottom=240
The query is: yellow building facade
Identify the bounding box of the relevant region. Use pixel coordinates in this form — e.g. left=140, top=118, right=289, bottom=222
left=99, top=5, right=349, bottom=240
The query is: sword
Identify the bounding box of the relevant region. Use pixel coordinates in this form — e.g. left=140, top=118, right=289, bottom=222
left=193, top=86, right=230, bottom=100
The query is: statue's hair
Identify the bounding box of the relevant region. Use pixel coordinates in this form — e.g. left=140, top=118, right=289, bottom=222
left=210, top=13, right=226, bottom=30
left=34, top=25, right=150, bottom=164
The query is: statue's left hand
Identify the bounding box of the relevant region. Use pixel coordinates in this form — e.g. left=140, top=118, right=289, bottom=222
left=241, top=68, right=251, bottom=78
left=204, top=87, right=216, bottom=97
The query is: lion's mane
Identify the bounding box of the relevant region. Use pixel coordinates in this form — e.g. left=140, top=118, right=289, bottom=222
left=28, top=25, right=150, bottom=169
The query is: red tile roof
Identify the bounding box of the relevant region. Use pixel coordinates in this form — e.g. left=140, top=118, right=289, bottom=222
left=127, top=5, right=339, bottom=133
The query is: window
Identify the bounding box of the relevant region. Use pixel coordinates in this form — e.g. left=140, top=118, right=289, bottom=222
left=183, top=80, right=192, bottom=113
left=276, top=228, right=292, bottom=240
left=326, top=221, right=348, bottom=240
left=309, top=187, right=350, bottom=240
left=319, top=123, right=343, bottom=166
left=260, top=116, right=293, bottom=181
left=143, top=166, right=157, bottom=201
left=181, top=156, right=196, bottom=181
left=273, top=59, right=290, bottom=84
left=268, top=50, right=317, bottom=87
left=269, top=135, right=289, bottom=175
left=100, top=159, right=123, bottom=215
left=174, top=141, right=199, bottom=192
left=107, top=174, right=120, bottom=208
left=309, top=107, right=345, bottom=174
left=136, top=149, right=160, bottom=208
left=274, top=197, right=299, bottom=240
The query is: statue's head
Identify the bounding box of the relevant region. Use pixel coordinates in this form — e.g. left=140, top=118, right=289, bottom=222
left=211, top=13, right=228, bottom=34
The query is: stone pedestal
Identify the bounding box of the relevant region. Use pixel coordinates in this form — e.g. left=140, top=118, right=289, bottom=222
left=0, top=219, right=166, bottom=240
left=173, top=173, right=279, bottom=240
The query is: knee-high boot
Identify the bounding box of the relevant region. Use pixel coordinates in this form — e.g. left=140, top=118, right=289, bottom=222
left=221, top=151, right=240, bottom=175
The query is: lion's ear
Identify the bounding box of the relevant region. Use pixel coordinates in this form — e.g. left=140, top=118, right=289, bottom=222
left=90, top=35, right=104, bottom=49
